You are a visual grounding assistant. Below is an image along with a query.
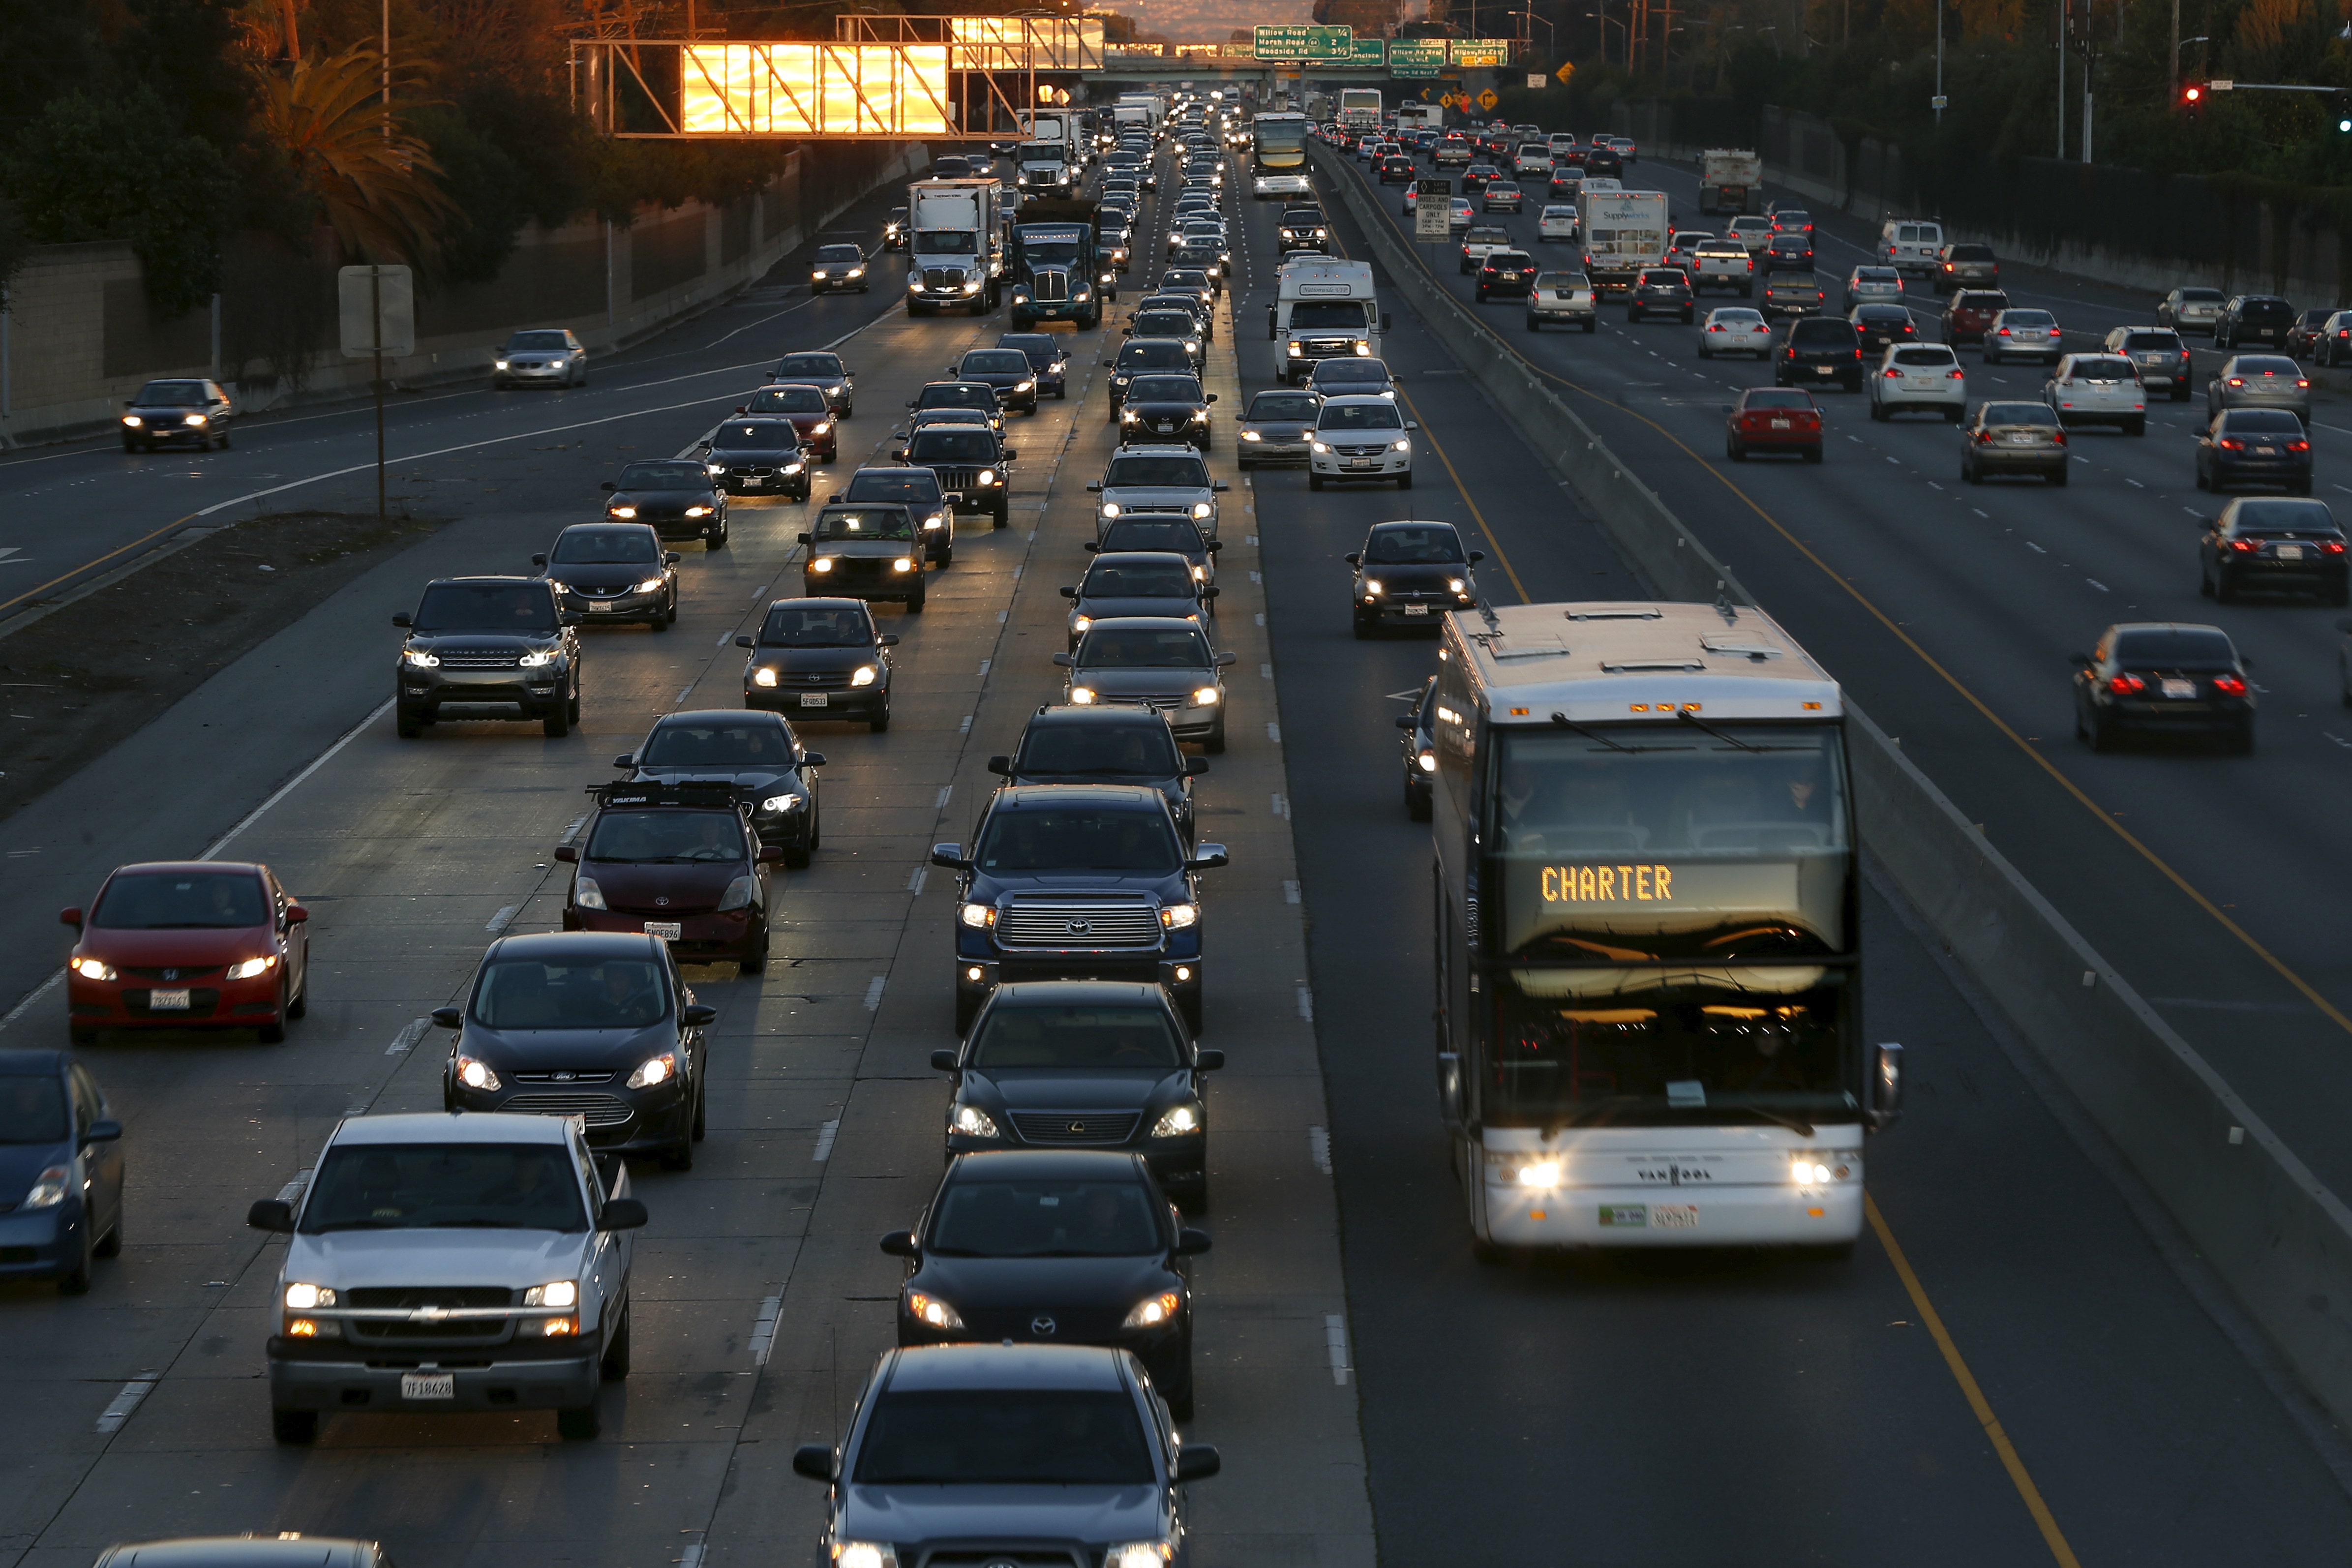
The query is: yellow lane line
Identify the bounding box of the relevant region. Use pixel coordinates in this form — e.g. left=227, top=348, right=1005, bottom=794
left=0, top=510, right=201, bottom=618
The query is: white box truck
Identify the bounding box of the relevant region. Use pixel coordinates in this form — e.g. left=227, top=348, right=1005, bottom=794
left=1700, top=149, right=1762, bottom=215
left=1270, top=257, right=1386, bottom=383
left=905, top=178, right=1006, bottom=315
left=1581, top=190, right=1669, bottom=297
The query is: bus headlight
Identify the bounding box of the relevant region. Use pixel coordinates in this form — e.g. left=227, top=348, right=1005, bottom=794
left=1789, top=1152, right=1855, bottom=1185
left=1511, top=1159, right=1562, bottom=1189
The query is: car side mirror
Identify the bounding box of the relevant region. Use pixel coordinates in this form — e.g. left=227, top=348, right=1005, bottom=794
left=60, top=906, right=84, bottom=932
left=797, top=533, right=813, bottom=546
left=614, top=753, right=635, bottom=768
left=1194, top=1049, right=1224, bottom=1072
left=1405, top=420, right=1420, bottom=430
left=987, top=755, right=1012, bottom=776
left=930, top=1048, right=961, bottom=1072
left=931, top=844, right=970, bottom=870
left=876, top=634, right=900, bottom=648
left=600, top=481, right=616, bottom=492
left=1211, top=481, right=1229, bottom=492
left=791, top=1445, right=837, bottom=1482
left=1396, top=714, right=1420, bottom=730
left=880, top=1231, right=920, bottom=1258
left=1087, top=481, right=1104, bottom=492
left=598, top=1197, right=649, bottom=1231
left=1059, top=586, right=1078, bottom=599
left=1470, top=550, right=1486, bottom=564
left=1174, top=1227, right=1212, bottom=1256
left=532, top=553, right=548, bottom=568
left=1185, top=757, right=1209, bottom=776
left=391, top=611, right=413, bottom=628
left=555, top=845, right=578, bottom=863
left=1216, top=651, right=1237, bottom=666
left=77, top=1116, right=125, bottom=1146
left=1005, top=449, right=1020, bottom=461
left=1206, top=392, right=1218, bottom=403
left=431, top=1006, right=464, bottom=1028
left=247, top=1199, right=296, bottom=1234
left=1202, top=587, right=1220, bottom=600
left=1189, top=844, right=1230, bottom=870
left=683, top=1004, right=720, bottom=1026
left=757, top=845, right=785, bottom=865
left=1175, top=1445, right=1221, bottom=1482
left=803, top=752, right=826, bottom=768
left=1052, top=652, right=1076, bottom=666
left=1868, top=1042, right=1904, bottom=1131
left=1344, top=552, right=1361, bottom=566
left=736, top=634, right=756, bottom=649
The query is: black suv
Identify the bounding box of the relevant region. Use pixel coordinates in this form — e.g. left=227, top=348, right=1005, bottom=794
left=2072, top=622, right=2254, bottom=754
left=439, top=929, right=721, bottom=1165
left=618, top=708, right=825, bottom=863
left=989, top=704, right=1206, bottom=844
left=533, top=523, right=679, bottom=631
left=392, top=576, right=581, bottom=739
left=931, top=982, right=1223, bottom=1209
left=894, top=425, right=1016, bottom=528
left=933, top=786, right=1228, bottom=1033
left=1777, top=317, right=1866, bottom=392
left=2217, top=294, right=2299, bottom=351
left=2198, top=496, right=2350, bottom=604
left=558, top=781, right=783, bottom=971
left=1625, top=265, right=1693, bottom=321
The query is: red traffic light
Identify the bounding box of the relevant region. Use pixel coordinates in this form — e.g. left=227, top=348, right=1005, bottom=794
left=2183, top=83, right=2204, bottom=103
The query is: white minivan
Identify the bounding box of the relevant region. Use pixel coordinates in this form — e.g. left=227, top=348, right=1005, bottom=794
left=1881, top=219, right=1946, bottom=275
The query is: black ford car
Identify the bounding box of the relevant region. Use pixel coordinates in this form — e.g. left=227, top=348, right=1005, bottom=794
left=933, top=787, right=1228, bottom=1033
left=930, top=981, right=1222, bottom=1208
left=392, top=576, right=582, bottom=739
left=702, top=419, right=813, bottom=501
left=989, top=704, right=1206, bottom=844
left=602, top=459, right=729, bottom=549
left=617, top=708, right=825, bottom=864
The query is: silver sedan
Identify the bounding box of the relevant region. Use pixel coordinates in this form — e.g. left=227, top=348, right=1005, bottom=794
left=1236, top=388, right=1320, bottom=469
left=2208, top=354, right=2311, bottom=420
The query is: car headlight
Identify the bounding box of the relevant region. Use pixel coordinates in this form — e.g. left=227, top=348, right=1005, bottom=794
left=906, top=1289, right=965, bottom=1330
left=1364, top=579, right=1384, bottom=595
left=843, top=663, right=878, bottom=688
left=122, top=415, right=144, bottom=427
left=1418, top=749, right=1438, bottom=773
left=626, top=1052, right=678, bottom=1089
left=494, top=360, right=510, bottom=370
left=573, top=875, right=606, bottom=911
left=1071, top=614, right=1092, bottom=633
left=979, top=469, right=997, bottom=485
left=1240, top=429, right=1262, bottom=442
left=813, top=270, right=828, bottom=278
left=1191, top=410, right=1208, bottom=422
left=1448, top=578, right=1468, bottom=593
left=892, top=557, right=915, bottom=573
left=1120, top=1292, right=1183, bottom=1330
left=633, top=577, right=666, bottom=594
left=225, top=955, right=279, bottom=981
left=402, top=648, right=440, bottom=667
left=1507, top=1158, right=1563, bottom=1189
left=1161, top=902, right=1200, bottom=929
left=959, top=902, right=997, bottom=928
left=908, top=276, right=922, bottom=290
left=1191, top=686, right=1220, bottom=706
left=833, top=1544, right=899, bottom=1568
left=1311, top=441, right=1329, bottom=453
left=1070, top=686, right=1096, bottom=703
left=70, top=957, right=117, bottom=981
left=1016, top=381, right=1034, bottom=392
left=784, top=461, right=804, bottom=474
left=717, top=874, right=759, bottom=911
left=1356, top=341, right=1372, bottom=355
left=609, top=506, right=637, bottom=518
left=284, top=1283, right=337, bottom=1309
left=848, top=268, right=864, bottom=278
left=962, top=279, right=982, bottom=293
left=1289, top=342, right=1303, bottom=356
left=809, top=558, right=835, bottom=573
left=517, top=649, right=557, bottom=667
left=1100, top=502, right=1122, bottom=519
left=23, top=1166, right=68, bottom=1210
left=1121, top=409, right=1140, bottom=421
left=763, top=792, right=805, bottom=812
left=1393, top=439, right=1412, bottom=452
left=523, top=1279, right=578, bottom=1308
left=1150, top=1102, right=1204, bottom=1138
left=950, top=1103, right=1000, bottom=1138
left=811, top=421, right=830, bottom=436
left=707, top=463, right=726, bottom=476
left=456, top=1055, right=502, bottom=1091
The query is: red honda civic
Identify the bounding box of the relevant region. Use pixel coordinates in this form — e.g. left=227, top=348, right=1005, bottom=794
left=62, top=862, right=310, bottom=1044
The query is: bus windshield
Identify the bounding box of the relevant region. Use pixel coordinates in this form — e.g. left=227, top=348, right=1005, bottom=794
left=1253, top=116, right=1308, bottom=167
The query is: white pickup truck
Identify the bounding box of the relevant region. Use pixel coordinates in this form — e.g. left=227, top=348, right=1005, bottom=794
left=1690, top=242, right=1756, bottom=297
left=251, top=1111, right=646, bottom=1445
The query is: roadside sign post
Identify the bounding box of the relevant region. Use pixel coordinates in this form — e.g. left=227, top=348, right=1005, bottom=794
left=338, top=264, right=415, bottom=526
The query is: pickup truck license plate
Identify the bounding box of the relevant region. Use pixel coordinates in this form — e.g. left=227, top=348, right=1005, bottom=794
left=799, top=693, right=829, bottom=707
left=1403, top=604, right=1429, bottom=616
left=588, top=602, right=614, bottom=612
left=400, top=1371, right=455, bottom=1400
left=643, top=921, right=684, bottom=939
left=2162, top=679, right=2197, bottom=699
left=150, top=989, right=191, bottom=1010
left=1814, top=365, right=1833, bottom=375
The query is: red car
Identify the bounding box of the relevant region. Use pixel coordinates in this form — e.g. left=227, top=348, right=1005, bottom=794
left=736, top=383, right=839, bottom=462
left=62, top=862, right=310, bottom=1044
left=1725, top=389, right=1825, bottom=462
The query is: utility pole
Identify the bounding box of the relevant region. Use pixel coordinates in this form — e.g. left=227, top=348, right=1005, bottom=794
left=2056, top=0, right=2067, bottom=159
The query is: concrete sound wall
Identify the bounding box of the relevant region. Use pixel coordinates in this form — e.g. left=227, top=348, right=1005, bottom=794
left=1315, top=140, right=2352, bottom=1427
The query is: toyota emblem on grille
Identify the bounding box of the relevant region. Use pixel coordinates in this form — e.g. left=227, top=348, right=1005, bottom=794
left=1030, top=1315, right=1057, bottom=1336
left=1066, top=917, right=1092, bottom=935
left=655, top=897, right=670, bottom=907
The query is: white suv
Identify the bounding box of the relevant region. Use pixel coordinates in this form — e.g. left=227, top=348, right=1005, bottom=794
left=1308, top=395, right=1417, bottom=489
left=1538, top=204, right=1581, bottom=243
left=1869, top=343, right=1968, bottom=421
left=1514, top=143, right=1555, bottom=177
left=2045, top=353, right=2148, bottom=435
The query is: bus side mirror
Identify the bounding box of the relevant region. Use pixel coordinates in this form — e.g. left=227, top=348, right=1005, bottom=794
left=1868, top=1042, right=1903, bottom=1131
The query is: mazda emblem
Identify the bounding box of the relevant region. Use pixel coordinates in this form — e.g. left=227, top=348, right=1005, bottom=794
left=1030, top=1315, right=1057, bottom=1336
left=1065, top=918, right=1092, bottom=935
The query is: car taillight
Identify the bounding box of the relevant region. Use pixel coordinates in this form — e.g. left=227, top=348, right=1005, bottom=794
left=1997, top=327, right=2012, bottom=335
left=2218, top=437, right=2246, bottom=450
left=1854, top=348, right=1863, bottom=359
left=2052, top=430, right=2069, bottom=445
left=1883, top=367, right=1901, bottom=378
left=2289, top=439, right=2312, bottom=452
left=2229, top=538, right=2259, bottom=552
left=2298, top=379, right=2311, bottom=388
left=1974, top=429, right=1993, bottom=444
left=2109, top=675, right=2146, bottom=694
left=2211, top=675, right=2248, bottom=695
left=2227, top=377, right=2244, bottom=386
left=1947, top=368, right=1965, bottom=378
left=2327, top=541, right=2348, bottom=554
left=1708, top=324, right=1725, bottom=332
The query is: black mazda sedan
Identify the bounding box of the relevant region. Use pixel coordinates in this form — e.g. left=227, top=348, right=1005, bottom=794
left=602, top=459, right=729, bottom=549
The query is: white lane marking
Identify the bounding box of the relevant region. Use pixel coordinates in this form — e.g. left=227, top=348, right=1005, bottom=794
left=2126, top=478, right=2145, bottom=488
left=2027, top=542, right=2047, bottom=553
left=1259, top=663, right=1272, bottom=679
left=813, top=1118, right=840, bottom=1161
left=747, top=1296, right=784, bottom=1365
left=2086, top=578, right=2110, bottom=592
left=1249, top=570, right=1263, bottom=583
left=202, top=696, right=395, bottom=860
left=1266, top=722, right=1281, bottom=741
left=1309, top=1126, right=1332, bottom=1175
left=674, top=686, right=694, bottom=707
left=750, top=582, right=772, bottom=598
left=935, top=785, right=953, bottom=809
left=95, top=1375, right=160, bottom=1434
left=977, top=658, right=991, bottom=677
left=1973, top=509, right=1990, bottom=518
left=1284, top=880, right=1300, bottom=905
left=486, top=905, right=520, bottom=934
left=1255, top=612, right=1266, bottom=626
left=274, top=1168, right=313, bottom=1204
left=385, top=1018, right=429, bottom=1055
left=715, top=630, right=734, bottom=647
left=1271, top=792, right=1289, bottom=818
left=559, top=812, right=589, bottom=844
left=960, top=714, right=973, bottom=733
left=680, top=1543, right=708, bottom=1568
left=0, top=548, right=21, bottom=563
left=907, top=866, right=928, bottom=895
left=2324, top=732, right=2352, bottom=750
left=864, top=975, right=887, bottom=1011
left=1325, top=1314, right=1352, bottom=1386
left=1297, top=985, right=1314, bottom=1021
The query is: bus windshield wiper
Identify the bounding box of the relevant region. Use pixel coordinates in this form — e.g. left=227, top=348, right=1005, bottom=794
left=1674, top=709, right=1811, bottom=752
left=1721, top=1103, right=1815, bottom=1136
left=1547, top=713, right=1642, bottom=754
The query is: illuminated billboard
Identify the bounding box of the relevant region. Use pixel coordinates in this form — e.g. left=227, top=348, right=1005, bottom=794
left=680, top=44, right=954, bottom=136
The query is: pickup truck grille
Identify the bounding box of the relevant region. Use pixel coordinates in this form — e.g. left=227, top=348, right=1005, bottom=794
left=501, top=1091, right=635, bottom=1126
left=1009, top=1110, right=1142, bottom=1144
left=928, top=466, right=985, bottom=494
left=995, top=899, right=1161, bottom=948
left=349, top=1287, right=513, bottom=1309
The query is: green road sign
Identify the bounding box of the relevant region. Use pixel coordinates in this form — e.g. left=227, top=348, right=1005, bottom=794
left=1450, top=39, right=1509, bottom=66
left=1254, top=24, right=1355, bottom=61
left=1351, top=37, right=1386, bottom=64
left=1388, top=39, right=1446, bottom=77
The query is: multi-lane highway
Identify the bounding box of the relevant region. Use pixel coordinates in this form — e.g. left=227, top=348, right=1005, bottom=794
left=0, top=125, right=2348, bottom=1568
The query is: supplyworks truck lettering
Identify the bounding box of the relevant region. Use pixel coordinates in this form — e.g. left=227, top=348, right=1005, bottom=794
left=1581, top=190, right=1670, bottom=295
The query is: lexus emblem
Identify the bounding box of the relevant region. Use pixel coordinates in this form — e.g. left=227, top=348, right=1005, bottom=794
left=1068, top=1120, right=1087, bottom=1135
left=1030, top=1315, right=1057, bottom=1336
left=1066, top=918, right=1092, bottom=935
left=655, top=897, right=670, bottom=907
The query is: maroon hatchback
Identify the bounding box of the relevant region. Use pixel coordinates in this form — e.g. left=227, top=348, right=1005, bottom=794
left=1725, top=389, right=1825, bottom=462
left=62, top=862, right=310, bottom=1044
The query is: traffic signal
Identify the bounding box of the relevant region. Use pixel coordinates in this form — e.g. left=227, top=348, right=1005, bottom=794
left=2335, top=92, right=2352, bottom=132
left=2181, top=82, right=2203, bottom=106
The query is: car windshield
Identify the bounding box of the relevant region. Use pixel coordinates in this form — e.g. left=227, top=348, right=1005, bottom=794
left=813, top=508, right=916, bottom=542
left=2122, top=332, right=2183, bottom=352
left=586, top=809, right=746, bottom=864
left=746, top=387, right=828, bottom=413
left=1128, top=376, right=1203, bottom=402
left=1135, top=313, right=1199, bottom=338
left=814, top=246, right=861, bottom=264
left=1318, top=402, right=1403, bottom=431
left=2179, top=289, right=2226, bottom=302
left=908, top=432, right=996, bottom=463
left=1289, top=301, right=1371, bottom=328
left=1164, top=271, right=1210, bottom=290
left=1982, top=402, right=2059, bottom=426
left=1247, top=392, right=1318, bottom=421
left=970, top=1002, right=1186, bottom=1069
left=2224, top=410, right=2305, bottom=432
left=2114, top=629, right=2236, bottom=665
left=134, top=381, right=208, bottom=404
left=998, top=336, right=1059, bottom=365
left=1115, top=345, right=1188, bottom=374
left=1855, top=268, right=1898, bottom=280
left=618, top=461, right=710, bottom=488
left=1312, top=361, right=1389, bottom=386
left=775, top=355, right=844, bottom=378
left=507, top=332, right=569, bottom=350
left=1084, top=559, right=1195, bottom=598
left=1102, top=523, right=1206, bottom=558
left=1714, top=310, right=1765, bottom=324
left=843, top=473, right=939, bottom=504
left=0, top=1076, right=67, bottom=1144
left=1018, top=721, right=1180, bottom=775
left=641, top=720, right=793, bottom=767
left=928, top=1177, right=1163, bottom=1257
left=92, top=870, right=269, bottom=930
left=852, top=1389, right=1154, bottom=1486
left=302, top=1143, right=588, bottom=1233
left=1105, top=456, right=1208, bottom=487
left=1363, top=526, right=1464, bottom=564
left=552, top=528, right=659, bottom=564
left=759, top=606, right=872, bottom=646
left=1789, top=322, right=1855, bottom=346
left=1638, top=270, right=1681, bottom=285
left=962, top=351, right=1030, bottom=375
left=712, top=422, right=801, bottom=451
left=412, top=582, right=559, bottom=633
left=1856, top=306, right=1910, bottom=323
left=475, top=954, right=669, bottom=1029
left=919, top=386, right=994, bottom=409
left=1079, top=627, right=1213, bottom=668
left=2000, top=311, right=2054, bottom=328
left=976, top=806, right=1182, bottom=872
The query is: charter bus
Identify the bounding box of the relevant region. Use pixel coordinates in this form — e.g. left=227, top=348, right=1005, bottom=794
left=1427, top=601, right=1901, bottom=1258
left=1250, top=111, right=1313, bottom=200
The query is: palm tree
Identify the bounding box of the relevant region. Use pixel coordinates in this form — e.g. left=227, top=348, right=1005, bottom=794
left=254, top=44, right=456, bottom=265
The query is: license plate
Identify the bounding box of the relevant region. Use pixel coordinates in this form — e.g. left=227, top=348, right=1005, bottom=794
left=400, top=1371, right=455, bottom=1400
left=1403, top=604, right=1430, bottom=616
left=1651, top=1204, right=1698, bottom=1230
left=643, top=921, right=683, bottom=939
left=1347, top=460, right=1377, bottom=470
left=2279, top=544, right=2306, bottom=560
left=588, top=602, right=614, bottom=612
left=2162, top=679, right=2196, bottom=699
left=799, top=692, right=829, bottom=707
left=150, top=989, right=191, bottom=1010
left=1770, top=419, right=1791, bottom=429
left=2009, top=434, right=2037, bottom=444
left=2257, top=446, right=2278, bottom=455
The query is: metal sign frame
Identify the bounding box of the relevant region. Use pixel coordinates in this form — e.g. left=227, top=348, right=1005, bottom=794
left=571, top=38, right=1053, bottom=138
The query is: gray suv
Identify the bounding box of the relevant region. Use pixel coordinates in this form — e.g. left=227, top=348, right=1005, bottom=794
left=1087, top=446, right=1227, bottom=541
left=392, top=576, right=582, bottom=739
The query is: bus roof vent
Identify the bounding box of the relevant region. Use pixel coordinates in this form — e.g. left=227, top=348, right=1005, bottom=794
left=1566, top=608, right=1662, bottom=621
left=1699, top=639, right=1782, bottom=662
left=1599, top=659, right=1705, bottom=673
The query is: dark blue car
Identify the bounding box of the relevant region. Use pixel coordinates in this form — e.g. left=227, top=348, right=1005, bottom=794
left=0, top=1051, right=124, bottom=1293
left=931, top=785, right=1228, bottom=1034
left=996, top=333, right=1070, bottom=400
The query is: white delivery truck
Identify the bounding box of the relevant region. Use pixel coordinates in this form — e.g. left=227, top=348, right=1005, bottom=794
left=1269, top=257, right=1386, bottom=383
left=905, top=178, right=1006, bottom=315
left=1025, top=108, right=1087, bottom=165
left=1700, top=149, right=1762, bottom=215
left=1581, top=189, right=1670, bottom=297
left=1339, top=88, right=1384, bottom=132
left=1116, top=91, right=1166, bottom=130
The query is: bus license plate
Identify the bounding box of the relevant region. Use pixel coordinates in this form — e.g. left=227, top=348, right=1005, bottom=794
left=150, top=989, right=191, bottom=1010
left=1652, top=1204, right=1698, bottom=1229
left=400, top=1372, right=455, bottom=1400
left=643, top=921, right=683, bottom=939
left=800, top=693, right=829, bottom=707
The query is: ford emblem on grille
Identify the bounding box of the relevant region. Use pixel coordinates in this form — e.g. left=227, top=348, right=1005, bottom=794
left=1030, top=1315, right=1057, bottom=1336
left=554, top=1071, right=575, bottom=1082
left=1066, top=918, right=1091, bottom=934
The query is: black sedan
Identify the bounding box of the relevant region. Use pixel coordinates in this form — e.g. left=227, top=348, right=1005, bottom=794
left=533, top=522, right=680, bottom=631
left=1062, top=551, right=1213, bottom=649
left=2199, top=496, right=2350, bottom=604
left=809, top=243, right=871, bottom=294
left=1116, top=375, right=1217, bottom=451
left=1850, top=302, right=1919, bottom=353
left=988, top=704, right=1205, bottom=844
left=602, top=459, right=729, bottom=549
left=906, top=380, right=1004, bottom=433
left=1136, top=292, right=1213, bottom=343
left=771, top=351, right=855, bottom=417
left=1476, top=251, right=1537, bottom=303
left=1347, top=520, right=1481, bottom=636
left=617, top=708, right=825, bottom=864
left=998, top=333, right=1070, bottom=399
left=1396, top=675, right=1437, bottom=821
left=1125, top=309, right=1206, bottom=371
left=119, top=377, right=234, bottom=451
left=738, top=596, right=897, bottom=734
left=837, top=465, right=957, bottom=566
left=885, top=1149, right=1210, bottom=1416
left=952, top=348, right=1041, bottom=415
left=702, top=418, right=813, bottom=501
left=931, top=980, right=1223, bottom=1208
left=1627, top=266, right=1695, bottom=322
left=1092, top=515, right=1219, bottom=589
left=2197, top=408, right=2313, bottom=495
left=2072, top=622, right=2254, bottom=754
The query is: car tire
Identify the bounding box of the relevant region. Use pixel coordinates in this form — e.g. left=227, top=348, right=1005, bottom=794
left=57, top=1232, right=92, bottom=1296
left=1407, top=776, right=1432, bottom=822
left=937, top=545, right=953, bottom=569
left=907, top=587, right=926, bottom=613
left=396, top=706, right=425, bottom=739
left=2050, top=465, right=2069, bottom=487
left=1309, top=473, right=1325, bottom=490
left=601, top=1299, right=633, bottom=1381
left=70, top=1027, right=99, bottom=1047
left=288, top=971, right=308, bottom=1019
left=1727, top=437, right=1745, bottom=461
left=94, top=1209, right=122, bottom=1258
left=1583, top=318, right=1597, bottom=333
left=2229, top=722, right=2256, bottom=756
left=650, top=607, right=669, bottom=633
left=993, top=504, right=1009, bottom=529
left=1870, top=400, right=1887, bottom=422
left=557, top=1403, right=602, bottom=1441
left=543, top=704, right=571, bottom=739
left=2086, top=709, right=2114, bottom=752
left=272, top=1409, right=319, bottom=1446
left=1397, top=469, right=1413, bottom=489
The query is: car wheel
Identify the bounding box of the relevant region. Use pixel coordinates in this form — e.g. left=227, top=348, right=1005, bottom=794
left=937, top=546, right=953, bottom=569
left=1205, top=716, right=1227, bottom=754
left=2195, top=465, right=2210, bottom=490
left=1353, top=610, right=1372, bottom=640
left=1727, top=437, right=1746, bottom=461
left=258, top=982, right=289, bottom=1043
left=906, top=588, right=926, bottom=613
left=2087, top=708, right=2115, bottom=752
left=57, top=1233, right=92, bottom=1296
left=993, top=504, right=1009, bottom=529
left=1870, top=400, right=1887, bottom=422
left=871, top=698, right=891, bottom=733
left=543, top=704, right=571, bottom=739
left=272, top=1409, right=319, bottom=1445
left=1407, top=776, right=1433, bottom=822
left=1397, top=469, right=1413, bottom=489
left=1802, top=446, right=1823, bottom=463
left=287, top=971, right=308, bottom=1019
left=557, top=1403, right=602, bottom=1441
left=601, top=1298, right=633, bottom=1381
left=567, top=678, right=582, bottom=724
left=396, top=706, right=425, bottom=739
left=93, top=1205, right=122, bottom=1258
left=1309, top=473, right=1325, bottom=490
left=2200, top=560, right=2216, bottom=597
left=70, top=1026, right=99, bottom=1047
left=785, top=829, right=812, bottom=869
left=2228, top=721, right=2256, bottom=756
left=1961, top=460, right=1980, bottom=484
